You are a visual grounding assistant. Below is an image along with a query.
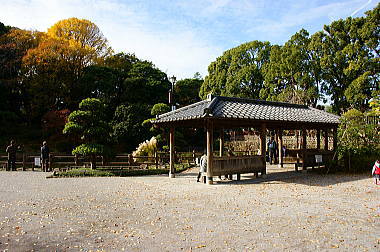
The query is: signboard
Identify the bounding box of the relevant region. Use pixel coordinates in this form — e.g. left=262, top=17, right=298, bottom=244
left=34, top=157, right=41, bottom=167
left=315, top=155, right=323, bottom=164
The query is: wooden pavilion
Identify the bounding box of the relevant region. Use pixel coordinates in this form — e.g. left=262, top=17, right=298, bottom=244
left=153, top=95, right=340, bottom=184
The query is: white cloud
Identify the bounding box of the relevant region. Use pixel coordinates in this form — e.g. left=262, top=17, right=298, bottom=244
left=103, top=20, right=222, bottom=79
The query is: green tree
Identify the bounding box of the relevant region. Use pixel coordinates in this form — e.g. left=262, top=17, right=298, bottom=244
left=122, top=60, right=169, bottom=105
left=175, top=76, right=203, bottom=107
left=316, top=6, right=379, bottom=114
left=200, top=40, right=271, bottom=99
left=261, top=29, right=319, bottom=106
left=0, top=22, right=11, bottom=36
left=112, top=104, right=151, bottom=151
left=79, top=52, right=141, bottom=112
left=151, top=103, right=170, bottom=116
left=63, top=98, right=110, bottom=169
left=78, top=65, right=120, bottom=111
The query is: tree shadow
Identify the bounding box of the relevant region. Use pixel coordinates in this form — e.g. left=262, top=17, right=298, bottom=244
left=212, top=169, right=370, bottom=187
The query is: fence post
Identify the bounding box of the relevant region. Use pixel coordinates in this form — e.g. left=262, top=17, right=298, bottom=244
left=75, top=154, right=79, bottom=165
left=155, top=151, right=158, bottom=169
left=49, top=154, right=53, bottom=172
left=192, top=150, right=196, bottom=164
left=22, top=152, right=26, bottom=171
left=128, top=154, right=134, bottom=165
left=102, top=155, right=105, bottom=166
left=174, top=151, right=178, bottom=165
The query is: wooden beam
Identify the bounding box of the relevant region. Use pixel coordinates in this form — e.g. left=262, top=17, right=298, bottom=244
left=333, top=127, right=337, bottom=151
left=169, top=127, right=175, bottom=178
left=260, top=123, right=267, bottom=176
left=219, top=128, right=224, bottom=157
left=206, top=120, right=214, bottom=184
left=277, top=129, right=283, bottom=168
left=324, top=129, right=329, bottom=151
left=296, top=130, right=300, bottom=149
left=316, top=129, right=321, bottom=149
left=302, top=129, right=307, bottom=171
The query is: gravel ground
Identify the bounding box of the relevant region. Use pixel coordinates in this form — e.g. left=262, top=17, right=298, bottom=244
left=0, top=165, right=379, bottom=251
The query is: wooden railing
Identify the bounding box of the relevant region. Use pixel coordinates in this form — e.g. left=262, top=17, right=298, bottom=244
left=212, top=155, right=265, bottom=176
left=0, top=151, right=203, bottom=171
left=282, top=149, right=334, bottom=170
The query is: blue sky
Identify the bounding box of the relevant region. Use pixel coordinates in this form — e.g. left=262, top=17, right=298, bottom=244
left=0, top=0, right=377, bottom=79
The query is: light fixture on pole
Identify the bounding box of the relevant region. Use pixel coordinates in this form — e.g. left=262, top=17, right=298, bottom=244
left=169, top=75, right=176, bottom=111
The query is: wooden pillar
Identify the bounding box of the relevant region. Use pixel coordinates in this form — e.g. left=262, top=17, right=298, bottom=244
left=316, top=129, right=321, bottom=149
left=206, top=120, right=214, bottom=184
left=75, top=154, right=79, bottom=165
left=296, top=130, right=300, bottom=149
left=49, top=154, right=53, bottom=172
left=260, top=124, right=267, bottom=176
left=22, top=153, right=26, bottom=171
left=219, top=129, right=224, bottom=157
left=277, top=129, right=283, bottom=168
left=169, top=127, right=175, bottom=178
left=302, top=129, right=307, bottom=171
left=324, top=129, right=329, bottom=151
left=333, top=127, right=337, bottom=151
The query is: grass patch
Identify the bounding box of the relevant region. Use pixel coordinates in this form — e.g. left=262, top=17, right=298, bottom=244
left=51, top=164, right=193, bottom=178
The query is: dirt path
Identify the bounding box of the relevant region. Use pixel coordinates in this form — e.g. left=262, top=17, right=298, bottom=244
left=0, top=166, right=379, bottom=251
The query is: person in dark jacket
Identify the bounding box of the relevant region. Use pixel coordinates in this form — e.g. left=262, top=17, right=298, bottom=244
left=6, top=140, right=18, bottom=171
left=267, top=137, right=277, bottom=164
left=41, top=141, right=50, bottom=172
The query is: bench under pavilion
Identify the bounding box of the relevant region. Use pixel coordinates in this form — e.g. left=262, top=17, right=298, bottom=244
left=152, top=95, right=340, bottom=184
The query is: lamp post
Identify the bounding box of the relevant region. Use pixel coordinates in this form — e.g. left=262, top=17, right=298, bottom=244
left=169, top=75, right=176, bottom=111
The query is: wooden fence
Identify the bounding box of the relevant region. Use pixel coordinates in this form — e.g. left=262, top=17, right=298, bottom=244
left=0, top=151, right=204, bottom=171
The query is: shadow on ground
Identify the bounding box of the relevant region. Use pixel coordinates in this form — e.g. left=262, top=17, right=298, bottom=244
left=177, top=166, right=370, bottom=187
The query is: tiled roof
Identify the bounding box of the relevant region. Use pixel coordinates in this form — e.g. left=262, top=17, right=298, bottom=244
left=153, top=96, right=340, bottom=125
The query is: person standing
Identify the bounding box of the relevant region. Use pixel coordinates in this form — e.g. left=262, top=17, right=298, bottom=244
left=41, top=141, right=50, bottom=172
left=372, top=160, right=380, bottom=185
left=6, top=140, right=18, bottom=171
left=197, top=153, right=207, bottom=182
left=268, top=137, right=277, bottom=165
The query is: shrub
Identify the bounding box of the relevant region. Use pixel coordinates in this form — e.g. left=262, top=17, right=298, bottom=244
left=132, top=137, right=157, bottom=161
left=337, top=109, right=380, bottom=172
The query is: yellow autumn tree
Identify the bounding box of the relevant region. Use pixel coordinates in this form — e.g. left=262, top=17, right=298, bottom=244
left=21, top=17, right=113, bottom=115
left=47, top=17, right=112, bottom=67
